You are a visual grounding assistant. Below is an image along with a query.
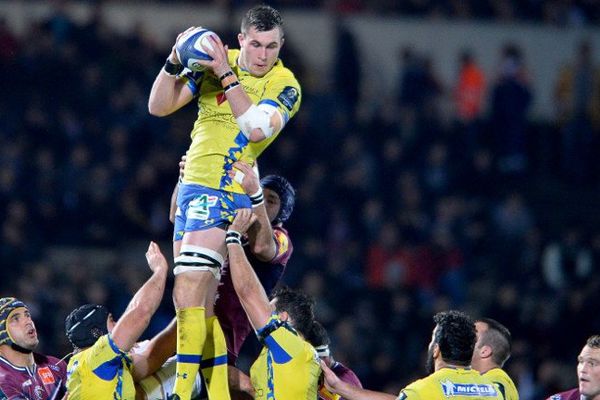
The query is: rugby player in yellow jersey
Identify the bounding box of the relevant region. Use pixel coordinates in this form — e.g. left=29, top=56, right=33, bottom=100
left=225, top=208, right=320, bottom=400
left=64, top=242, right=172, bottom=400
left=148, top=5, right=300, bottom=400
left=472, top=318, right=519, bottom=400
left=322, top=310, right=503, bottom=400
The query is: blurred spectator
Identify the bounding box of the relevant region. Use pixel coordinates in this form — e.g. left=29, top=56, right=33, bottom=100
left=542, top=227, right=593, bottom=291
left=554, top=40, right=600, bottom=185
left=490, top=43, right=532, bottom=176
left=453, top=49, right=486, bottom=154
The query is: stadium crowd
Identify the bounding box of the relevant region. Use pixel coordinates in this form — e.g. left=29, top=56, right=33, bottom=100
left=1, top=3, right=600, bottom=399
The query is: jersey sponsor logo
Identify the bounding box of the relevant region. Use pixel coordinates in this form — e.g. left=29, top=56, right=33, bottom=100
left=440, top=380, right=498, bottom=397
left=38, top=367, right=55, bottom=384
left=277, top=86, right=299, bottom=111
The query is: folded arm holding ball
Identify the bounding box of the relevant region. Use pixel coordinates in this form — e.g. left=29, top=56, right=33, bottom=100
left=147, top=5, right=301, bottom=400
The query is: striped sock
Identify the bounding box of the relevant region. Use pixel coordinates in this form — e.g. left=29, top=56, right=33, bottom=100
left=173, top=307, right=206, bottom=400
left=201, top=316, right=231, bottom=400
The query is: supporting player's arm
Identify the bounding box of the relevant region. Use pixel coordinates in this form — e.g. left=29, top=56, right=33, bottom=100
left=321, top=361, right=397, bottom=400
left=226, top=209, right=273, bottom=330
left=111, top=242, right=169, bottom=353
left=148, top=29, right=196, bottom=117
left=169, top=154, right=187, bottom=224
left=196, top=35, right=284, bottom=142
left=131, top=318, right=177, bottom=382
left=228, top=161, right=276, bottom=261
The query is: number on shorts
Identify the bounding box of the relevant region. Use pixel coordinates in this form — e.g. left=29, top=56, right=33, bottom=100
left=188, top=194, right=218, bottom=220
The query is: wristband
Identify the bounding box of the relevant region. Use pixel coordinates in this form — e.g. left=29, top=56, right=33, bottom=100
left=249, top=187, right=264, bottom=207
left=226, top=230, right=242, bottom=245
left=224, top=81, right=240, bottom=93
left=219, top=71, right=234, bottom=81
left=163, top=58, right=184, bottom=76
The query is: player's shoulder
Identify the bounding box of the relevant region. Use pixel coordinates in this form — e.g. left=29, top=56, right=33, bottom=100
left=34, top=352, right=67, bottom=372
left=489, top=368, right=517, bottom=383
left=228, top=48, right=241, bottom=65
left=273, top=226, right=290, bottom=240
left=270, top=60, right=300, bottom=84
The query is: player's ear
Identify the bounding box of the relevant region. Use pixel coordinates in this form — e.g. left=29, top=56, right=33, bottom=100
left=480, top=344, right=493, bottom=359
left=433, top=343, right=441, bottom=359
left=238, top=32, right=244, bottom=47
left=279, top=311, right=289, bottom=322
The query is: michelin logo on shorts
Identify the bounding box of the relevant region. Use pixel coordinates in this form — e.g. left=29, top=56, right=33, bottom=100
left=440, top=380, right=498, bottom=397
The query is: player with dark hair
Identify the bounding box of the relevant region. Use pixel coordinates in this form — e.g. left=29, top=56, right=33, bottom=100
left=64, top=242, right=171, bottom=400
left=472, top=318, right=519, bottom=399
left=322, top=310, right=502, bottom=399
left=547, top=335, right=600, bottom=400
left=0, top=297, right=67, bottom=399
left=225, top=208, right=320, bottom=399
left=305, top=320, right=362, bottom=400
left=149, top=4, right=301, bottom=399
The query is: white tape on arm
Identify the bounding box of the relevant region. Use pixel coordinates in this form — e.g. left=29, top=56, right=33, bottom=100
left=235, top=104, right=280, bottom=140
left=233, top=170, right=245, bottom=184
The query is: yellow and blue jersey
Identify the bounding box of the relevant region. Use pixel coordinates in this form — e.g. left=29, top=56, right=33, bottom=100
left=483, top=368, right=519, bottom=400
left=397, top=367, right=503, bottom=400
left=182, top=49, right=301, bottom=194
left=250, top=315, right=320, bottom=400
left=66, top=334, right=135, bottom=400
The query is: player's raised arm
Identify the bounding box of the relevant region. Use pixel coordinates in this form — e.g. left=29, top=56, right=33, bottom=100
left=110, top=242, right=169, bottom=352
left=148, top=28, right=196, bottom=117
left=226, top=209, right=273, bottom=330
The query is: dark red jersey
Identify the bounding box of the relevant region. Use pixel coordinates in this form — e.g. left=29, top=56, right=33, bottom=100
left=0, top=353, right=67, bottom=400
left=547, top=388, right=582, bottom=400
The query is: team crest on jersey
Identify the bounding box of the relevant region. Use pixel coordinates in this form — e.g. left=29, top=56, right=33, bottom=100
left=38, top=367, right=55, bottom=384
left=549, top=396, right=562, bottom=400
left=440, top=380, right=498, bottom=397
left=34, top=385, right=45, bottom=400
left=277, top=86, right=299, bottom=111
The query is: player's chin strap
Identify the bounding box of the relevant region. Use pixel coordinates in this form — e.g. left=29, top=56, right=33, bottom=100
left=174, top=244, right=224, bottom=280
left=10, top=343, right=32, bottom=354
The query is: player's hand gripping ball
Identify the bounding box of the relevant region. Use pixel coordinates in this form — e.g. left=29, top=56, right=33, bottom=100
left=175, top=27, right=218, bottom=71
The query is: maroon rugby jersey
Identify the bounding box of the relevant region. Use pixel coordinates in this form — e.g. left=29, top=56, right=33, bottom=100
left=215, top=226, right=293, bottom=365
left=319, top=361, right=363, bottom=400
left=0, top=353, right=67, bottom=400
left=547, top=388, right=582, bottom=400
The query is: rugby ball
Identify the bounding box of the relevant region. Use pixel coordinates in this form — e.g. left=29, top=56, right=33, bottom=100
left=175, top=27, right=216, bottom=71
